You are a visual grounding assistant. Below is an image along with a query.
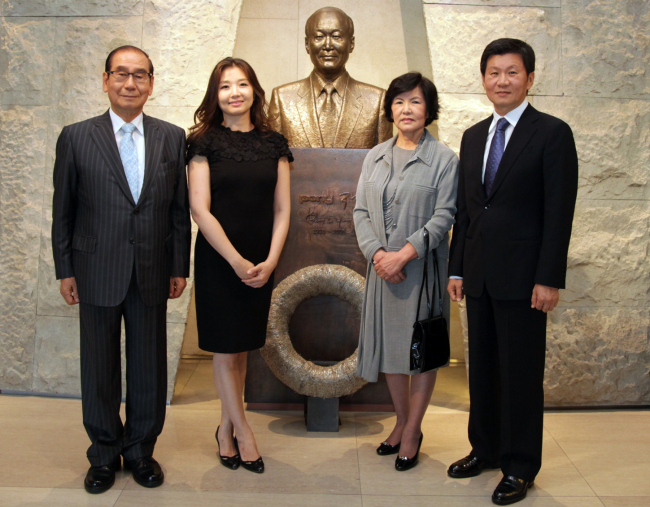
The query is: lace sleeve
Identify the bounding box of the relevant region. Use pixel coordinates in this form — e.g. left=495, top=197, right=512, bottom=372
left=271, top=132, right=293, bottom=163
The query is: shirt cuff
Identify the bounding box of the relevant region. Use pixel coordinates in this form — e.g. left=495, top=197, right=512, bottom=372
left=449, top=276, right=463, bottom=280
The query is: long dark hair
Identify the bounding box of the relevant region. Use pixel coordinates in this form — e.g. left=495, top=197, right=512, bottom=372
left=187, top=57, right=272, bottom=145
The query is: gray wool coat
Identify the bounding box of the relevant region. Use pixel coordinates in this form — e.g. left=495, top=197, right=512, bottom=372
left=354, top=130, right=459, bottom=382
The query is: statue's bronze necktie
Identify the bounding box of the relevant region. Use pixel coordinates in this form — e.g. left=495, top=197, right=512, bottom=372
left=319, top=84, right=338, bottom=148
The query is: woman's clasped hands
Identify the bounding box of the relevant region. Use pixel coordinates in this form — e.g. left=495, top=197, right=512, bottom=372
left=233, top=257, right=276, bottom=288
left=372, top=242, right=418, bottom=284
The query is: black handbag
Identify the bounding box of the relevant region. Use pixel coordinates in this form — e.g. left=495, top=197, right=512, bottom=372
left=410, top=230, right=450, bottom=372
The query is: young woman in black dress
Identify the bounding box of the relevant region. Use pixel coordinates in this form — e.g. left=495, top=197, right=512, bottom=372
left=187, top=58, right=292, bottom=473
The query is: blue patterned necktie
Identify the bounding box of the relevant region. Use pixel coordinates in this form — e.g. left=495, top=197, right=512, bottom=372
left=484, top=117, right=510, bottom=196
left=119, top=122, right=139, bottom=202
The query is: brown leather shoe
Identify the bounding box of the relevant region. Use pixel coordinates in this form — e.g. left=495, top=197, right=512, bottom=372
left=492, top=475, right=533, bottom=505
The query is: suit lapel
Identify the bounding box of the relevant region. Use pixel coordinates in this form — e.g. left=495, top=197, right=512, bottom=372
left=140, top=114, right=163, bottom=202
left=333, top=77, right=362, bottom=148
left=469, top=117, right=491, bottom=196
left=90, top=110, right=135, bottom=204
left=296, top=79, right=323, bottom=148
left=488, top=105, right=539, bottom=199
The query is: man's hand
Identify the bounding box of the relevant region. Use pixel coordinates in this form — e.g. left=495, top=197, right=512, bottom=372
left=60, top=277, right=80, bottom=305
left=169, top=277, right=187, bottom=299
left=531, top=284, right=559, bottom=313
left=447, top=278, right=464, bottom=302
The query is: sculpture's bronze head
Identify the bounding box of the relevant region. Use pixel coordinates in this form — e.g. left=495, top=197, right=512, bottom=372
left=304, top=7, right=355, bottom=81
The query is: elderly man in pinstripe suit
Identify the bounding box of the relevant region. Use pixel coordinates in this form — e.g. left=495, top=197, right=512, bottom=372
left=52, top=46, right=191, bottom=494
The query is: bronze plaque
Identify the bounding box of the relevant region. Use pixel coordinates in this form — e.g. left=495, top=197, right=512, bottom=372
left=245, top=148, right=393, bottom=407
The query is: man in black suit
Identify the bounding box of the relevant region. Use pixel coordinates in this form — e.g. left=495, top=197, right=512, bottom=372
left=52, top=46, right=191, bottom=494
left=446, top=39, right=578, bottom=505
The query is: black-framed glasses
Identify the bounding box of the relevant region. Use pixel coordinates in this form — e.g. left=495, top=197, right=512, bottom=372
left=107, top=71, right=152, bottom=84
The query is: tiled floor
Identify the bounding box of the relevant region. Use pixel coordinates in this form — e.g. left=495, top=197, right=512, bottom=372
left=0, top=360, right=648, bottom=506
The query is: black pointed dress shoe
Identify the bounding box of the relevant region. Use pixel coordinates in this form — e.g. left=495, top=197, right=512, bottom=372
left=492, top=475, right=533, bottom=505
left=376, top=441, right=401, bottom=456
left=394, top=433, right=423, bottom=471
left=447, top=454, right=498, bottom=478
left=216, top=425, right=241, bottom=470
left=84, top=457, right=121, bottom=494
left=124, top=456, right=164, bottom=488
left=241, top=456, right=265, bottom=474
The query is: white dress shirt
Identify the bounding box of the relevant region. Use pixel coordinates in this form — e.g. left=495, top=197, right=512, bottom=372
left=450, top=100, right=529, bottom=280
left=109, top=108, right=145, bottom=196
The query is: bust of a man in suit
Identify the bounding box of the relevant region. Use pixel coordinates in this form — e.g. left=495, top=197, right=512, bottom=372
left=268, top=7, right=392, bottom=149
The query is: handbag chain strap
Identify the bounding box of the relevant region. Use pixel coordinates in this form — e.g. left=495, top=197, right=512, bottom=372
left=415, top=230, right=444, bottom=322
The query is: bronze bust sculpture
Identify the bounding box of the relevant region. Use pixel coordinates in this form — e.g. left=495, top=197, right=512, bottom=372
left=268, top=7, right=393, bottom=149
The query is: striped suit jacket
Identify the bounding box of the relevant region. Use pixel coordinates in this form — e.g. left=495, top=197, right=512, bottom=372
left=52, top=110, right=191, bottom=307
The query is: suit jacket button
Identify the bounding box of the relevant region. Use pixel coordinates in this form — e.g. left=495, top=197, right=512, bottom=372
left=133, top=207, right=139, bottom=215
left=129, top=238, right=135, bottom=244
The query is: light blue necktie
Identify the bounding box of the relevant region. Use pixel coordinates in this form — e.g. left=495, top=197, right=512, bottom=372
left=484, top=117, right=509, bottom=196
left=119, top=123, right=139, bottom=202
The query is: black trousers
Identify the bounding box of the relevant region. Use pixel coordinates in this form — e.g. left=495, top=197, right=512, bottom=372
left=79, top=271, right=168, bottom=466
left=466, top=287, right=547, bottom=482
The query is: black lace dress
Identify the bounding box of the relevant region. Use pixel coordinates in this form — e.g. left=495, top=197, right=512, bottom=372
left=187, top=126, right=293, bottom=353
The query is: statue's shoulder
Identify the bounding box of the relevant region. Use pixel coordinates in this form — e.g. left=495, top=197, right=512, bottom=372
left=347, top=76, right=385, bottom=96
left=272, top=77, right=311, bottom=98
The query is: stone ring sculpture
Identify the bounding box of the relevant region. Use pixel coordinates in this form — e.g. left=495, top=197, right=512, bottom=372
left=261, top=264, right=368, bottom=398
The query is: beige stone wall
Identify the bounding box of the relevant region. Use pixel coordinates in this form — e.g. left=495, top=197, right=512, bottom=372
left=425, top=0, right=650, bottom=406
left=0, top=0, right=242, bottom=400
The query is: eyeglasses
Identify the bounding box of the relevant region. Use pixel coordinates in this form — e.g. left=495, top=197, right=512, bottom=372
left=107, top=71, right=152, bottom=84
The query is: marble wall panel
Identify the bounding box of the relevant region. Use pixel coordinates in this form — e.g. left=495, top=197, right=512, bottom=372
left=297, top=0, right=409, bottom=90
left=2, top=0, right=144, bottom=17
left=562, top=0, right=650, bottom=99
left=240, top=0, right=298, bottom=19
left=142, top=0, right=243, bottom=108
left=425, top=1, right=560, bottom=6
left=166, top=322, right=186, bottom=401
left=0, top=105, right=48, bottom=390
left=436, top=92, right=494, bottom=154
left=545, top=308, right=650, bottom=406
left=49, top=16, right=143, bottom=118
left=424, top=4, right=561, bottom=95
left=32, top=315, right=81, bottom=394
left=562, top=200, right=650, bottom=308
left=0, top=17, right=55, bottom=106
left=534, top=96, right=650, bottom=201
left=233, top=17, right=298, bottom=96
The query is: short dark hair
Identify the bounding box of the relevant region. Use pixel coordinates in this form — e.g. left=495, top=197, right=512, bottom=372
left=105, top=45, right=154, bottom=74
left=384, top=72, right=439, bottom=126
left=480, top=38, right=535, bottom=76
left=305, top=7, right=354, bottom=37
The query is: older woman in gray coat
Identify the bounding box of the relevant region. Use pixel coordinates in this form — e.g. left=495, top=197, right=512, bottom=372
left=354, top=73, right=458, bottom=471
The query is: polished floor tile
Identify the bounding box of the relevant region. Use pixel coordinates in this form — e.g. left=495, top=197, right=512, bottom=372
left=600, top=498, right=650, bottom=507
left=0, top=487, right=121, bottom=507
left=114, top=490, right=363, bottom=507
left=0, top=359, right=648, bottom=506
left=362, top=495, right=606, bottom=507
left=544, top=411, right=650, bottom=497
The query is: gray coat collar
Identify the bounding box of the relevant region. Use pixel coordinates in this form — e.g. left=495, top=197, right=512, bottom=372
left=373, top=129, right=438, bottom=166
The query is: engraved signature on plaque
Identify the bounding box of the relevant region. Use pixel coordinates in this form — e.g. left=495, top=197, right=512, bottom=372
left=298, top=189, right=356, bottom=237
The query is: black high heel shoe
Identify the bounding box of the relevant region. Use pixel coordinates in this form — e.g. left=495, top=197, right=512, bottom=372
left=216, top=425, right=240, bottom=470
left=376, top=441, right=401, bottom=456
left=241, top=456, right=265, bottom=474
left=395, top=433, right=423, bottom=471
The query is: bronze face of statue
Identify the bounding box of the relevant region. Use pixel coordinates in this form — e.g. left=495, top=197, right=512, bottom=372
left=268, top=7, right=392, bottom=149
